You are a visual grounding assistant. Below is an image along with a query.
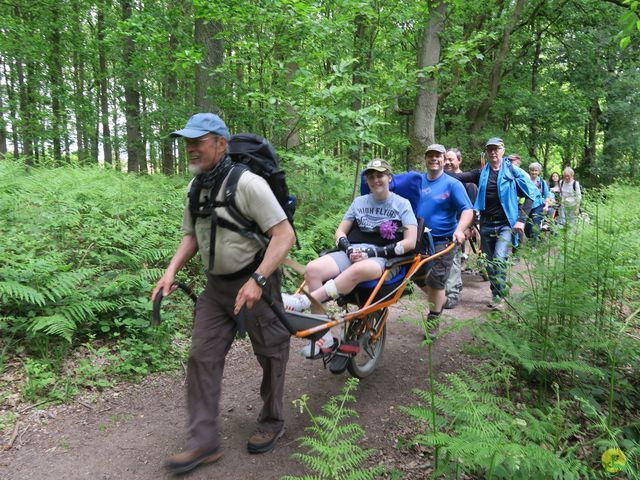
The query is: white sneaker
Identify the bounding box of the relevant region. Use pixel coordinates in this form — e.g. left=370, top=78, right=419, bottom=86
left=301, top=331, right=334, bottom=359
left=281, top=293, right=311, bottom=312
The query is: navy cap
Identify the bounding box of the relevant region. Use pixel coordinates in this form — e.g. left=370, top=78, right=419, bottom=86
left=170, top=113, right=230, bottom=140
left=485, top=137, right=504, bottom=147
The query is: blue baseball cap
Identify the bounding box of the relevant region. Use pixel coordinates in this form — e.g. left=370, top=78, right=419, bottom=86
left=170, top=113, right=230, bottom=140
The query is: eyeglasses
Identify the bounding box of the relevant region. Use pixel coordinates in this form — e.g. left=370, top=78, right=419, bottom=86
left=184, top=135, right=215, bottom=147
left=486, top=146, right=502, bottom=152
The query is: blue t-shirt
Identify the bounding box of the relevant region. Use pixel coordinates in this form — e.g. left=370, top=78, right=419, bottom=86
left=416, top=172, right=473, bottom=237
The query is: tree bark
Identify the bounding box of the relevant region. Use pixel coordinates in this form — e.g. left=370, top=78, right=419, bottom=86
left=47, top=4, right=64, bottom=165
left=528, top=26, right=543, bottom=162
left=161, top=30, right=178, bottom=175
left=121, top=0, right=143, bottom=173
left=97, top=4, right=113, bottom=165
left=410, top=1, right=447, bottom=169
left=582, top=98, right=599, bottom=177
left=468, top=0, right=525, bottom=134
left=4, top=60, right=19, bottom=158
left=194, top=17, right=224, bottom=113
left=0, top=90, right=6, bottom=159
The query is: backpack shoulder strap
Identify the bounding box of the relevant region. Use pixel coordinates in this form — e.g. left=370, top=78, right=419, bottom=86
left=221, top=164, right=253, bottom=229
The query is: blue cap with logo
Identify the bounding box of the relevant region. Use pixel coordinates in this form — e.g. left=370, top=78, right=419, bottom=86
left=170, top=113, right=230, bottom=140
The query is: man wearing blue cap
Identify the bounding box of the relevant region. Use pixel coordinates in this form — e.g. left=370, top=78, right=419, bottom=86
left=446, top=137, right=542, bottom=310
left=414, top=143, right=474, bottom=338
left=152, top=113, right=296, bottom=474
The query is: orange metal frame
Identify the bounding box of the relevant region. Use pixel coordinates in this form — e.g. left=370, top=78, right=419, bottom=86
left=293, top=242, right=456, bottom=339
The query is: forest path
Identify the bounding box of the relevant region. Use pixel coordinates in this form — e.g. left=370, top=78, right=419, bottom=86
left=1, top=271, right=492, bottom=480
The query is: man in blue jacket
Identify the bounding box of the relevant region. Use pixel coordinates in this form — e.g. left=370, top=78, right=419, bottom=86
left=446, top=138, right=542, bottom=310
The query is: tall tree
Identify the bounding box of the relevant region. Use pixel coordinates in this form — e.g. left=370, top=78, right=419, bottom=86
left=120, top=0, right=143, bottom=172
left=410, top=1, right=447, bottom=168
left=97, top=2, right=113, bottom=166
left=194, top=16, right=223, bottom=113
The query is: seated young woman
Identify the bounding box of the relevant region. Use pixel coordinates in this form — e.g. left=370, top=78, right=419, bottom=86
left=284, top=159, right=418, bottom=357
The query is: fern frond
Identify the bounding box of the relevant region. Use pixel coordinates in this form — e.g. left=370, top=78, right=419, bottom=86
left=28, top=315, right=76, bottom=343
left=0, top=281, right=46, bottom=306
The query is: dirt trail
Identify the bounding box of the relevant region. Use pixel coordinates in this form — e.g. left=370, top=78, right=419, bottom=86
left=1, top=272, right=492, bottom=480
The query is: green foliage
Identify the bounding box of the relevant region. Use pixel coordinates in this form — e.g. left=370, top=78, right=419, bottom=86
left=407, top=184, right=640, bottom=478
left=403, top=365, right=589, bottom=479
left=283, top=377, right=385, bottom=480
left=0, top=162, right=196, bottom=401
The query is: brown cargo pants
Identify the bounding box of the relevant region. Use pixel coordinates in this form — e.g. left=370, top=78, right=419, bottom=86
left=185, top=270, right=290, bottom=450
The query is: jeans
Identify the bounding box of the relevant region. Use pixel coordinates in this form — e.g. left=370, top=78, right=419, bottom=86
left=525, top=204, right=545, bottom=245
left=479, top=221, right=513, bottom=299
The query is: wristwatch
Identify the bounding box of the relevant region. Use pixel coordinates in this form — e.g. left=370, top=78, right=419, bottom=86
left=251, top=272, right=267, bottom=289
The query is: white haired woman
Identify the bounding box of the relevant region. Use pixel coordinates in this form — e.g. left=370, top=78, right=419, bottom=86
left=557, top=167, right=582, bottom=226
left=526, top=162, right=554, bottom=243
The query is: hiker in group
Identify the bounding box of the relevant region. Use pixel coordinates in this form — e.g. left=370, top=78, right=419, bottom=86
left=507, top=153, right=529, bottom=178
left=414, top=144, right=474, bottom=336
left=152, top=113, right=296, bottom=474
left=557, top=166, right=582, bottom=227
left=283, top=159, right=418, bottom=357
left=547, top=171, right=561, bottom=220
left=525, top=162, right=554, bottom=244
left=445, top=137, right=542, bottom=310
left=442, top=148, right=478, bottom=309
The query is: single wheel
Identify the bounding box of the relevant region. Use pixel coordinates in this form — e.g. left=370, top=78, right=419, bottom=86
left=346, top=308, right=388, bottom=378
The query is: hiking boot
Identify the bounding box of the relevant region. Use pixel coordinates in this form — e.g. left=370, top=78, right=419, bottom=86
left=247, top=427, right=284, bottom=454
left=301, top=331, right=334, bottom=359
left=444, top=297, right=459, bottom=309
left=281, top=293, right=311, bottom=312
left=165, top=447, right=223, bottom=474
left=487, top=298, right=506, bottom=312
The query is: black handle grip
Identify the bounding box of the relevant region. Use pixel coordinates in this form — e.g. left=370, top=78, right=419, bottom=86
left=261, top=292, right=297, bottom=335
left=152, top=283, right=197, bottom=326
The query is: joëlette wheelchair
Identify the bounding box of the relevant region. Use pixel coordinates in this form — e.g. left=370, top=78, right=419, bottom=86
left=277, top=222, right=454, bottom=379
left=273, top=171, right=454, bottom=378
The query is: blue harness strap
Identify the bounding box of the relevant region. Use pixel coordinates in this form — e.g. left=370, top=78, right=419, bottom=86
left=360, top=171, right=422, bottom=212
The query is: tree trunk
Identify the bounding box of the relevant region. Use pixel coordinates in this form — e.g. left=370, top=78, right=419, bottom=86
left=582, top=98, right=599, bottom=177
left=121, top=0, right=143, bottom=173
left=468, top=0, right=525, bottom=134
left=48, top=4, right=64, bottom=165
left=409, top=1, right=447, bottom=169
left=280, top=61, right=301, bottom=149
left=194, top=18, right=224, bottom=113
left=5, top=60, right=20, bottom=158
left=97, top=4, right=113, bottom=165
left=161, top=30, right=178, bottom=175
left=72, top=45, right=85, bottom=163
left=528, top=27, right=543, bottom=162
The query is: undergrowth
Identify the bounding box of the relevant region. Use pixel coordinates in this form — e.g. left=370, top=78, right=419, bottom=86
left=0, top=156, right=350, bottom=410
left=283, top=377, right=385, bottom=480
left=404, top=184, right=639, bottom=478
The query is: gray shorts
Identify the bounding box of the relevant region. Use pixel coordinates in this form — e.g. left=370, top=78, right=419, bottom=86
left=328, top=251, right=387, bottom=274
left=414, top=243, right=457, bottom=290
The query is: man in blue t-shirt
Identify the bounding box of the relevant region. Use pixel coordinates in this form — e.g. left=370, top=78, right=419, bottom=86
left=415, top=143, right=474, bottom=339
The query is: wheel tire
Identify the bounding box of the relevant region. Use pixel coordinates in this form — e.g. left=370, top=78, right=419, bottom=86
left=346, top=308, right=388, bottom=379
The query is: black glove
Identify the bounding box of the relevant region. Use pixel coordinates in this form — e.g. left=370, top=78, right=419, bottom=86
left=363, top=242, right=397, bottom=258
left=337, top=236, right=351, bottom=252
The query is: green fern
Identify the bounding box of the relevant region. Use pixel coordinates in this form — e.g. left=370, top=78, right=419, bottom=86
left=283, top=377, right=385, bottom=480
left=0, top=280, right=47, bottom=306
left=28, top=315, right=76, bottom=343
left=403, top=366, right=589, bottom=479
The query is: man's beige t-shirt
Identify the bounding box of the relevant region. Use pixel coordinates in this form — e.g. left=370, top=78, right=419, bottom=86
left=181, top=170, right=287, bottom=275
